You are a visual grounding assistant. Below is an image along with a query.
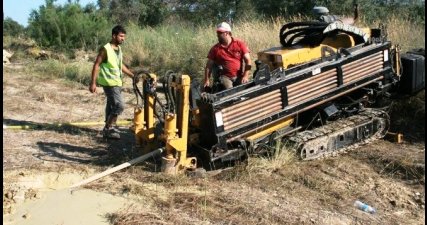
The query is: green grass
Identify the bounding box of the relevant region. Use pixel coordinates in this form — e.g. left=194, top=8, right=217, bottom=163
left=23, top=59, right=93, bottom=85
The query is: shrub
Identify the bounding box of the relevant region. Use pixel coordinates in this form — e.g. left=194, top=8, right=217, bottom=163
left=27, top=1, right=111, bottom=51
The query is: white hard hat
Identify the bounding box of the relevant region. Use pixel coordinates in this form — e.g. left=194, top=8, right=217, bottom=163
left=216, top=22, right=231, bottom=32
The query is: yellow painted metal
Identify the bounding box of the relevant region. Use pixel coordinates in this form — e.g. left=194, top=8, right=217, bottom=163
left=133, top=107, right=144, bottom=146
left=321, top=33, right=355, bottom=49
left=245, top=116, right=294, bottom=141
left=164, top=114, right=178, bottom=138
left=3, top=120, right=133, bottom=130
left=145, top=74, right=156, bottom=142
left=394, top=45, right=401, bottom=76
left=359, top=28, right=372, bottom=38
left=68, top=120, right=132, bottom=126
left=257, top=29, right=372, bottom=71
left=164, top=113, right=178, bottom=159
left=133, top=74, right=157, bottom=153
left=258, top=44, right=336, bottom=70
left=257, top=44, right=329, bottom=70
left=161, top=75, right=197, bottom=174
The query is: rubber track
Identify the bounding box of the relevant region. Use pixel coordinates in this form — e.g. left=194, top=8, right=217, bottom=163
left=287, top=108, right=389, bottom=160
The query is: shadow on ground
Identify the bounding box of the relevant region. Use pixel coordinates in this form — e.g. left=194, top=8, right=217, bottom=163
left=3, top=119, right=99, bottom=136
left=32, top=126, right=160, bottom=168
left=3, top=119, right=158, bottom=167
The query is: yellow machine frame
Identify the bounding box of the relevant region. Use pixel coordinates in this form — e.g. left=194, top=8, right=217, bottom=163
left=258, top=27, right=372, bottom=70
left=134, top=74, right=196, bottom=174
left=133, top=74, right=157, bottom=153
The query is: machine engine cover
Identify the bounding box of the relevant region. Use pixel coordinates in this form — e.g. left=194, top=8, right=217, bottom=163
left=399, top=53, right=425, bottom=94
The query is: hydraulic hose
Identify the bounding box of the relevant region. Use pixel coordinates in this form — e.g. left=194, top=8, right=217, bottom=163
left=133, top=72, right=145, bottom=107
left=279, top=20, right=369, bottom=47
left=279, top=21, right=329, bottom=47
left=3, top=120, right=133, bottom=130
left=164, top=70, right=177, bottom=114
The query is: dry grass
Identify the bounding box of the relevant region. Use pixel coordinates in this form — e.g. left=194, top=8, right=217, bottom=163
left=389, top=90, right=425, bottom=141
left=122, top=15, right=424, bottom=80
left=5, top=15, right=423, bottom=83
left=378, top=16, right=426, bottom=52
left=22, top=59, right=93, bottom=85
left=355, top=141, right=425, bottom=182
left=106, top=204, right=166, bottom=225
left=246, top=141, right=297, bottom=176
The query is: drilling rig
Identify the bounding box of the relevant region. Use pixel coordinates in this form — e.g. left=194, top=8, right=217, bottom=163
left=132, top=15, right=425, bottom=175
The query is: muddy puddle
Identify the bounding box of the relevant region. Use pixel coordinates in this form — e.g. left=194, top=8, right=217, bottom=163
left=3, top=170, right=133, bottom=225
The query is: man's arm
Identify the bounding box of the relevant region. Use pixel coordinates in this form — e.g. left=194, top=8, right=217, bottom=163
left=204, top=59, right=214, bottom=87
left=241, top=53, right=252, bottom=83
left=89, top=48, right=106, bottom=93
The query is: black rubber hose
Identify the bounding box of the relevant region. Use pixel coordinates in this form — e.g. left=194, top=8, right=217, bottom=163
left=132, top=76, right=139, bottom=106
left=170, top=74, right=177, bottom=111
left=283, top=27, right=326, bottom=47
left=166, top=72, right=176, bottom=114
left=280, top=27, right=327, bottom=47
left=279, top=21, right=329, bottom=47
left=133, top=73, right=145, bottom=107
left=163, top=70, right=174, bottom=112
left=153, top=93, right=165, bottom=123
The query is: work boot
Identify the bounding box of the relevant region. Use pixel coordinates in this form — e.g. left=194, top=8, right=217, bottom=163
left=111, top=126, right=121, bottom=133
left=103, top=127, right=121, bottom=139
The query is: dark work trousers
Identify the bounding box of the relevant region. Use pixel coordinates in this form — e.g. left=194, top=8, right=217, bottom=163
left=103, top=86, right=125, bottom=123
left=219, top=75, right=243, bottom=89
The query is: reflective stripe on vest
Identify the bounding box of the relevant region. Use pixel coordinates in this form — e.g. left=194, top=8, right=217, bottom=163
left=97, top=43, right=123, bottom=87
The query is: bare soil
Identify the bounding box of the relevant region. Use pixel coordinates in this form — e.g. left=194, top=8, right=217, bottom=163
left=3, top=63, right=425, bottom=225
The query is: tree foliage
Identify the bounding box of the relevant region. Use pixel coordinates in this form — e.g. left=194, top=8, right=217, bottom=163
left=102, top=0, right=169, bottom=26
left=3, top=17, right=26, bottom=36
left=27, top=0, right=110, bottom=50
left=173, top=0, right=258, bottom=24
left=16, top=0, right=424, bottom=52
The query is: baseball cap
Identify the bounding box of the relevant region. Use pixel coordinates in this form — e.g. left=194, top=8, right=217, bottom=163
left=216, top=22, right=231, bottom=33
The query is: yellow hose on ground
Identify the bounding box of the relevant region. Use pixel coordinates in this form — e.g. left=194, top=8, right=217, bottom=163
left=3, top=120, right=133, bottom=130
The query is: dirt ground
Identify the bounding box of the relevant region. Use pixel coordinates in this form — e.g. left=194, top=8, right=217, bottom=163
left=3, top=63, right=425, bottom=225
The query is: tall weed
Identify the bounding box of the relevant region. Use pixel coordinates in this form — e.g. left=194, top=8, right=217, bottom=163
left=26, top=59, right=92, bottom=85
left=122, top=15, right=424, bottom=80
left=8, top=16, right=425, bottom=83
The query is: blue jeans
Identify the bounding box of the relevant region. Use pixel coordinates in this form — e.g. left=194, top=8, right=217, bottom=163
left=103, top=86, right=124, bottom=123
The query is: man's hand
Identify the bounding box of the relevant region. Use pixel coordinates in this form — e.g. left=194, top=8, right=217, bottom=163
left=241, top=69, right=250, bottom=84
left=89, top=82, right=97, bottom=93
left=203, top=79, right=210, bottom=88
left=241, top=75, right=249, bottom=84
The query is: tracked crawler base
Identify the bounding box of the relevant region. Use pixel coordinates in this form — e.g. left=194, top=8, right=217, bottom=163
left=287, top=108, right=390, bottom=160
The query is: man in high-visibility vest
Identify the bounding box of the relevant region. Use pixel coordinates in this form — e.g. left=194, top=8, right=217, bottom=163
left=89, top=25, right=136, bottom=139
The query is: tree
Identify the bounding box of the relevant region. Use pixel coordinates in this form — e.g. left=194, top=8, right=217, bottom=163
left=105, top=0, right=170, bottom=26
left=27, top=0, right=110, bottom=50
left=250, top=0, right=315, bottom=19
left=3, top=17, right=25, bottom=36
left=173, top=0, right=257, bottom=24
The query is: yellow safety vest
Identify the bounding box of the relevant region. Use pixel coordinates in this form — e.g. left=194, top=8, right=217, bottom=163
left=97, top=43, right=123, bottom=87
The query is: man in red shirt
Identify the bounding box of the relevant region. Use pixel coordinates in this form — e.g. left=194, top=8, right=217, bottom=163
left=203, top=22, right=252, bottom=90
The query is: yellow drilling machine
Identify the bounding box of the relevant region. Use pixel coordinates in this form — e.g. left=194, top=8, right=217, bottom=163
left=131, top=15, right=424, bottom=175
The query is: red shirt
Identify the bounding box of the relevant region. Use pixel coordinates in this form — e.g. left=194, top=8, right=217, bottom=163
left=207, top=38, right=250, bottom=78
